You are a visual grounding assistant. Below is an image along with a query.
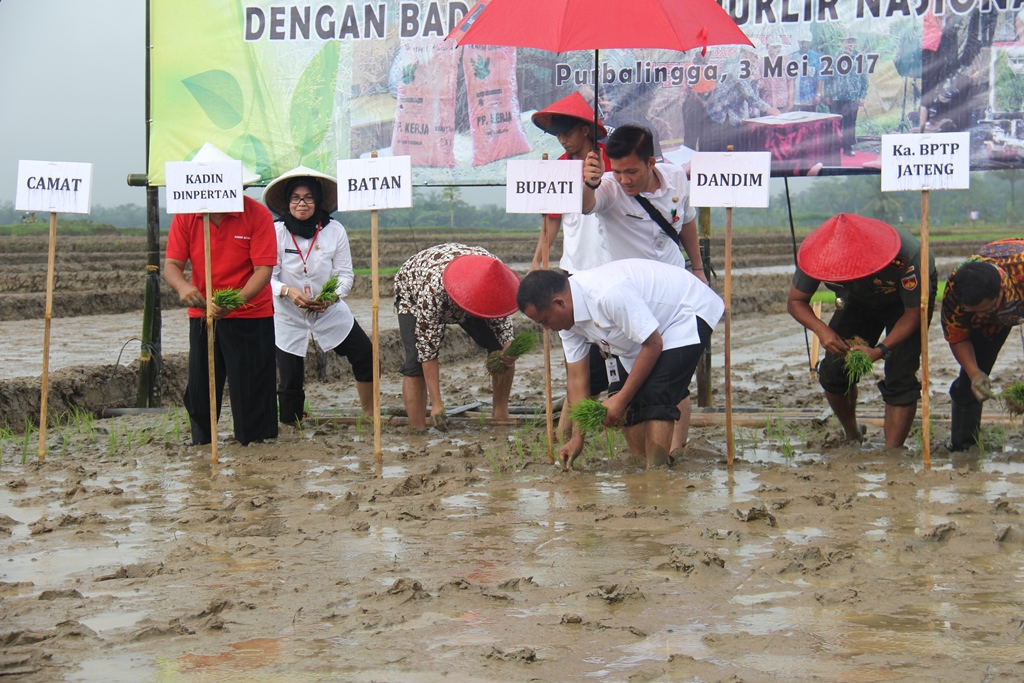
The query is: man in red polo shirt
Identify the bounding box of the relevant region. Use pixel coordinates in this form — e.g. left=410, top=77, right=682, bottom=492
left=163, top=148, right=278, bottom=446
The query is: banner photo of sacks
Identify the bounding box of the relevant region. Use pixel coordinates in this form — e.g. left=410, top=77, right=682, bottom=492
left=149, top=0, right=1024, bottom=186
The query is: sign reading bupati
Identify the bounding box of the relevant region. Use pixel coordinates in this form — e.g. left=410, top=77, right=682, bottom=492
left=15, top=161, right=93, bottom=214
left=505, top=160, right=582, bottom=214
left=164, top=161, right=244, bottom=214
left=880, top=132, right=971, bottom=192
left=689, top=152, right=772, bottom=208
left=336, top=156, right=413, bottom=210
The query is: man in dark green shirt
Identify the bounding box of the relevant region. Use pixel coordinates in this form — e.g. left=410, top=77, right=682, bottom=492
left=787, top=214, right=936, bottom=448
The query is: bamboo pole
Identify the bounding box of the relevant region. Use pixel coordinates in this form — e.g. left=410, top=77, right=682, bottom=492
left=36, top=211, right=58, bottom=461
left=541, top=152, right=555, bottom=464
left=810, top=300, right=822, bottom=378
left=371, top=152, right=383, bottom=466
left=203, top=213, right=218, bottom=464
left=920, top=190, right=931, bottom=470
left=724, top=206, right=734, bottom=467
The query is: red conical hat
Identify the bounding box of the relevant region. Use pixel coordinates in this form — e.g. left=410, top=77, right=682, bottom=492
left=797, top=213, right=901, bottom=282
left=531, top=92, right=607, bottom=139
left=443, top=255, right=520, bottom=318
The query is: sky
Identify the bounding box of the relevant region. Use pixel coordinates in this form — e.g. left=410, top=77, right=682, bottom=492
left=0, top=0, right=507, bottom=210
left=0, top=0, right=149, bottom=208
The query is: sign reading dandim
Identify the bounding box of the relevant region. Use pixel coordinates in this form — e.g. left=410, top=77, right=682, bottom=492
left=689, top=152, right=772, bottom=208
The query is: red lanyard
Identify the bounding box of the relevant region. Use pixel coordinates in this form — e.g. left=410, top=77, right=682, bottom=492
left=289, top=224, right=321, bottom=275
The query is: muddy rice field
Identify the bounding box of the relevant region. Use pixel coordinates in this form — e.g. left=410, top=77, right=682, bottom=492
left=1, top=228, right=1023, bottom=682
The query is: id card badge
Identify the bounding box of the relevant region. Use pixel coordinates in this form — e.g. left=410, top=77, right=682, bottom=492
left=605, top=357, right=620, bottom=384
left=303, top=276, right=312, bottom=297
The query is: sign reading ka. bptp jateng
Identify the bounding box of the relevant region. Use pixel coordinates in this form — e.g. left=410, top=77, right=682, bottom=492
left=688, top=152, right=771, bottom=209
left=164, top=160, right=244, bottom=214
left=336, top=156, right=412, bottom=211
left=880, top=132, right=970, bottom=192
left=505, top=160, right=583, bottom=215
left=16, top=160, right=94, bottom=214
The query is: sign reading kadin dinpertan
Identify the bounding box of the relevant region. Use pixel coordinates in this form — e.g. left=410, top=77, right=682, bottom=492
left=337, top=156, right=413, bottom=211
left=880, top=132, right=971, bottom=192
left=505, top=160, right=583, bottom=214
left=689, top=152, right=772, bottom=208
left=164, top=160, right=244, bottom=214
left=16, top=160, right=94, bottom=214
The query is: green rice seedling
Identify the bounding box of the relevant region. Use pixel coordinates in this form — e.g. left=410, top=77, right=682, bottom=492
left=485, top=330, right=540, bottom=374
left=603, top=428, right=619, bottom=460
left=315, top=274, right=340, bottom=305
left=1003, top=382, right=1024, bottom=416
left=569, top=398, right=608, bottom=434
left=60, top=433, right=70, bottom=458
left=212, top=288, right=246, bottom=309
left=843, top=336, right=875, bottom=390
left=107, top=425, right=120, bottom=457
left=20, top=423, right=34, bottom=464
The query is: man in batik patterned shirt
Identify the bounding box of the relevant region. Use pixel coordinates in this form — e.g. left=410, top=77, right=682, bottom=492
left=941, top=238, right=1024, bottom=450
left=394, top=243, right=519, bottom=430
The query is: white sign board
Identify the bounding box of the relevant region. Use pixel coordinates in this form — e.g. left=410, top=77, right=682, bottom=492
left=15, top=160, right=94, bottom=214
left=689, top=152, right=772, bottom=208
left=880, top=132, right=970, bottom=192
left=337, top=156, right=412, bottom=210
left=165, top=161, right=244, bottom=214
left=505, top=160, right=583, bottom=214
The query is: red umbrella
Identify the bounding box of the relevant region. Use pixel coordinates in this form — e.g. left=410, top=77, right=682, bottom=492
left=446, top=0, right=753, bottom=141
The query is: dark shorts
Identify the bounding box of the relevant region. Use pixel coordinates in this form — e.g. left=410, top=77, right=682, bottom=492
left=398, top=313, right=503, bottom=377
left=618, top=317, right=712, bottom=427
left=818, top=293, right=934, bottom=406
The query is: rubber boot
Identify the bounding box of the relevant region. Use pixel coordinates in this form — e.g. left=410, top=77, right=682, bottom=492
left=948, top=401, right=983, bottom=451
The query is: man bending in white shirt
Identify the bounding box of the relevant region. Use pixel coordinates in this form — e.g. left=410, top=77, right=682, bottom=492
left=517, top=261, right=724, bottom=470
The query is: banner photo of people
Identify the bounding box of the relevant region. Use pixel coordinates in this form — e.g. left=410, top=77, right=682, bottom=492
left=148, top=0, right=1024, bottom=185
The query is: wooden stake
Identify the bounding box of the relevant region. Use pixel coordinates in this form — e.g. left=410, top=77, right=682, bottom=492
left=540, top=152, right=555, bottom=464
left=724, top=206, right=734, bottom=468
left=203, top=213, right=218, bottom=465
left=810, top=300, right=822, bottom=378
left=36, top=211, right=58, bottom=461
left=920, top=190, right=931, bottom=470
left=696, top=206, right=713, bottom=407
left=371, top=152, right=383, bottom=466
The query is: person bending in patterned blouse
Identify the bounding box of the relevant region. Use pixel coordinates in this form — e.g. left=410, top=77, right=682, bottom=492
left=394, top=243, right=521, bottom=431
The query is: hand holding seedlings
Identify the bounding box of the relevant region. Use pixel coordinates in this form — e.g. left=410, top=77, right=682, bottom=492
left=843, top=336, right=876, bottom=389
left=485, top=331, right=539, bottom=375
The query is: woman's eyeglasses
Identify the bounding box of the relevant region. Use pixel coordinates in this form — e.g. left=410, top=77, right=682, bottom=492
left=289, top=195, right=315, bottom=206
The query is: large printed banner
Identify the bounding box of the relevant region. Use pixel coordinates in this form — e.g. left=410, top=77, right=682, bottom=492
left=150, top=0, right=1024, bottom=186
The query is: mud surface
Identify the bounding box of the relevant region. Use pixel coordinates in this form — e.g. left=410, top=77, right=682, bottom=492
left=2, top=230, right=1023, bottom=681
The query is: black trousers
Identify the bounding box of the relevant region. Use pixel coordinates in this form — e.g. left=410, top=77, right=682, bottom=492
left=184, top=316, right=278, bottom=446
left=277, top=320, right=374, bottom=424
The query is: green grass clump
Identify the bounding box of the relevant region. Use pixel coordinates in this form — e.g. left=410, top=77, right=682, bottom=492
left=212, top=288, right=246, bottom=309
left=569, top=398, right=608, bottom=433
left=844, top=350, right=875, bottom=390
left=1003, top=382, right=1024, bottom=416
left=315, top=275, right=340, bottom=304
left=485, top=330, right=540, bottom=374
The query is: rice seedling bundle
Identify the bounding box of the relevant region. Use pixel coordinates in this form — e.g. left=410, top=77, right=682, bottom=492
left=485, top=330, right=540, bottom=374
left=843, top=335, right=875, bottom=390
left=569, top=398, right=607, bottom=433
left=1003, top=382, right=1024, bottom=416
left=212, top=288, right=246, bottom=309
left=315, top=274, right=340, bottom=304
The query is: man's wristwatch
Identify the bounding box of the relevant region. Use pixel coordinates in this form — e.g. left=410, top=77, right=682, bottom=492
left=875, top=343, right=892, bottom=360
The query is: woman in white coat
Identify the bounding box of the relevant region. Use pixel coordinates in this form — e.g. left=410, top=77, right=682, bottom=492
left=265, top=167, right=373, bottom=423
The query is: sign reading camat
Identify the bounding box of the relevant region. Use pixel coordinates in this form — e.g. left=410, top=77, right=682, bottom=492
left=880, top=132, right=970, bottom=192
left=337, top=156, right=412, bottom=211
left=165, top=160, right=244, bottom=214
left=16, top=160, right=94, bottom=214
left=689, top=152, right=771, bottom=208
left=505, top=160, right=582, bottom=214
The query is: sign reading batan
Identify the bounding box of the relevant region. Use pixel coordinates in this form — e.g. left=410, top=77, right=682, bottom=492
left=165, top=160, right=244, bottom=214
left=689, top=152, right=771, bottom=208
left=336, top=156, right=413, bottom=210
left=505, top=160, right=582, bottom=214
left=880, top=133, right=970, bottom=192
left=16, top=160, right=94, bottom=214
